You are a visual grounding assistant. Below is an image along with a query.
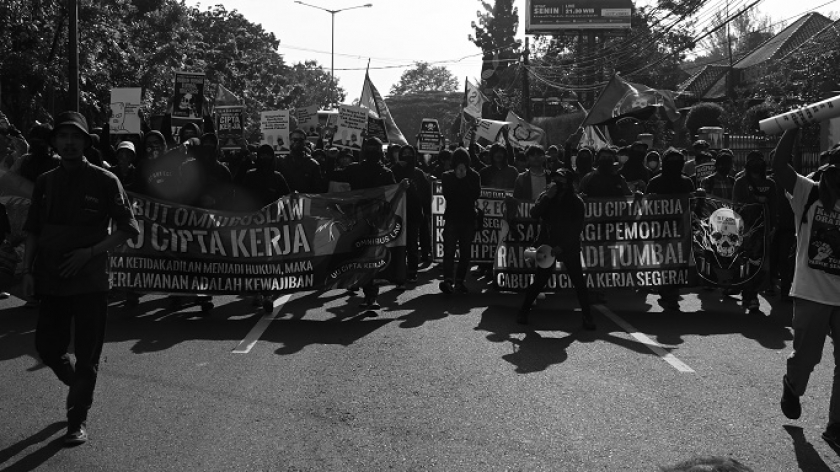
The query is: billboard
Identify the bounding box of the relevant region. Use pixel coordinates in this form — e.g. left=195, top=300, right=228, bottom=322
left=525, top=0, right=633, bottom=32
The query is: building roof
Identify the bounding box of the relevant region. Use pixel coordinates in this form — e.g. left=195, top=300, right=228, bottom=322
left=779, top=17, right=840, bottom=61
left=677, top=64, right=729, bottom=99
left=733, top=12, right=833, bottom=69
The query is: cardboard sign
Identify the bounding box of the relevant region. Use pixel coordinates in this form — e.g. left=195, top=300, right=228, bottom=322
left=172, top=71, right=206, bottom=119
left=260, top=110, right=291, bottom=155
left=417, top=118, right=443, bottom=154
left=367, top=116, right=389, bottom=144
left=110, top=88, right=142, bottom=135
left=334, top=105, right=368, bottom=150
left=215, top=106, right=243, bottom=151
left=295, top=105, right=320, bottom=142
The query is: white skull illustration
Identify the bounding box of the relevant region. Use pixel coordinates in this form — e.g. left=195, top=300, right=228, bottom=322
left=708, top=208, right=743, bottom=258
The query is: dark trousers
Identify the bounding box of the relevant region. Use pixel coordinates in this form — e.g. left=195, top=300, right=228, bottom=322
left=36, top=292, right=109, bottom=426
left=442, top=220, right=475, bottom=283
left=771, top=228, right=796, bottom=295
left=406, top=215, right=421, bottom=278
left=519, top=251, right=590, bottom=317
left=419, top=213, right=432, bottom=261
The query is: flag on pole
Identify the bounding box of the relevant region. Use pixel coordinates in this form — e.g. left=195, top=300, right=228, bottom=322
left=579, top=125, right=611, bottom=150
left=581, top=74, right=679, bottom=127
left=463, top=78, right=488, bottom=119
left=359, top=71, right=408, bottom=146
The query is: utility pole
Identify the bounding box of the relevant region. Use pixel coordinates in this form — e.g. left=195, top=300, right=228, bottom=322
left=523, top=37, right=531, bottom=121
left=68, top=0, right=79, bottom=112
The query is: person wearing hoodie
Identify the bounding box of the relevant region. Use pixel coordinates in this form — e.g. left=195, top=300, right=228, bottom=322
left=646, top=150, right=662, bottom=177
left=733, top=151, right=777, bottom=312
left=646, top=148, right=696, bottom=310
left=241, top=144, right=291, bottom=211
left=515, top=168, right=594, bottom=330
left=112, top=141, right=137, bottom=192
left=579, top=146, right=632, bottom=197
left=179, top=132, right=233, bottom=210
left=18, top=123, right=60, bottom=184
left=618, top=141, right=652, bottom=192
left=277, top=128, right=325, bottom=193
left=480, top=143, right=518, bottom=191
left=135, top=129, right=186, bottom=202
left=439, top=148, right=481, bottom=294
left=334, top=137, right=397, bottom=308
left=391, top=145, right=431, bottom=282
left=572, top=147, right=594, bottom=192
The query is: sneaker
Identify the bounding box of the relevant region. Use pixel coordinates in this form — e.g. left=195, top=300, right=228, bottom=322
left=0, top=292, right=9, bottom=299
left=407, top=275, right=418, bottom=283
left=822, top=423, right=840, bottom=449
left=454, top=281, right=469, bottom=294
left=64, top=423, right=88, bottom=446
left=251, top=294, right=265, bottom=307
left=781, top=375, right=801, bottom=420
left=746, top=298, right=760, bottom=311
left=516, top=310, right=528, bottom=325
left=359, top=298, right=381, bottom=310
left=659, top=298, right=680, bottom=311
left=439, top=280, right=454, bottom=294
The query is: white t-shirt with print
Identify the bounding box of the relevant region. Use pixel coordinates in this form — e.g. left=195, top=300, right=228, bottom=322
left=790, top=173, right=840, bottom=305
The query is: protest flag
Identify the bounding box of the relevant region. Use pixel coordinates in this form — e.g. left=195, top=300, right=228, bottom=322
left=579, top=125, right=611, bottom=150
left=463, top=78, right=488, bottom=119
left=359, top=71, right=408, bottom=146
left=214, top=83, right=241, bottom=109
left=581, top=74, right=679, bottom=127
left=505, top=111, right=545, bottom=149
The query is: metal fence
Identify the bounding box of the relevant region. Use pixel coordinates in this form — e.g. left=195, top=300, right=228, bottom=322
left=723, top=134, right=821, bottom=175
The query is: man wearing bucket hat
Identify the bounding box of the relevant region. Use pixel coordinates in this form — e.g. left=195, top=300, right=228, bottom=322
left=516, top=168, right=594, bottom=330
left=21, top=111, right=139, bottom=446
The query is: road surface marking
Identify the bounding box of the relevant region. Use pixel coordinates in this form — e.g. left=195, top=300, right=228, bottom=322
left=592, top=304, right=695, bottom=373
left=232, top=294, right=292, bottom=354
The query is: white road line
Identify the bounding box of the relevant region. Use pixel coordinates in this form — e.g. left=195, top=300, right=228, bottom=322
left=232, top=294, right=292, bottom=354
left=592, top=304, right=695, bottom=373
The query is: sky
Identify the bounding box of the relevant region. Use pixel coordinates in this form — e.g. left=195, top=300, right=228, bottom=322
left=203, top=0, right=838, bottom=103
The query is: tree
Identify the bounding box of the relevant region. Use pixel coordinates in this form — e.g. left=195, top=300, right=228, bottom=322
left=386, top=91, right=462, bottom=144
left=389, top=62, right=459, bottom=96
left=469, top=0, right=521, bottom=90
left=685, top=102, right=725, bottom=138
left=700, top=9, right=775, bottom=64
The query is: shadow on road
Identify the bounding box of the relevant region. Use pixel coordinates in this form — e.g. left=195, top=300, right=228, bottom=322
left=0, top=421, right=66, bottom=472
left=474, top=304, right=674, bottom=373
left=784, top=425, right=836, bottom=471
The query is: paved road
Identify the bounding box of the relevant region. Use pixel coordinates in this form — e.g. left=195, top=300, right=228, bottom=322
left=1, top=265, right=839, bottom=471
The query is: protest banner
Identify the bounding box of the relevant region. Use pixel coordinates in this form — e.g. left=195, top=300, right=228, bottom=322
left=693, top=161, right=716, bottom=187
left=334, top=105, right=368, bottom=150
left=463, top=78, right=487, bottom=119
left=110, top=184, right=407, bottom=294
left=431, top=182, right=513, bottom=264
left=260, top=110, right=290, bottom=155
left=360, top=72, right=408, bottom=145
left=318, top=111, right=339, bottom=145
left=493, top=194, right=694, bottom=291
left=759, top=94, right=840, bottom=134
left=417, top=118, right=444, bottom=155
left=505, top=111, right=545, bottom=149
left=215, top=106, right=243, bottom=151
left=691, top=196, right=766, bottom=286
left=295, top=105, right=320, bottom=142
left=109, top=88, right=142, bottom=135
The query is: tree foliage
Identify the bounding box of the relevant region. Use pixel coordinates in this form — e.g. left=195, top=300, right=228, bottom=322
left=0, top=0, right=344, bottom=137
left=385, top=91, right=462, bottom=143
left=389, top=62, right=460, bottom=96
left=468, top=0, right=521, bottom=55
left=685, top=102, right=726, bottom=138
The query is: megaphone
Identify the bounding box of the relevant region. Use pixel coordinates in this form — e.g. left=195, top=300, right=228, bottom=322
left=524, top=245, right=556, bottom=269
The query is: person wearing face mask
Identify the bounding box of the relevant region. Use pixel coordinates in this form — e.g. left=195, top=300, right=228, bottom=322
left=646, top=150, right=662, bottom=176
left=276, top=128, right=325, bottom=193
left=773, top=128, right=840, bottom=450
left=135, top=130, right=186, bottom=202
left=646, top=148, right=696, bottom=310
left=241, top=144, right=290, bottom=211
left=513, top=145, right=550, bottom=200
left=179, top=133, right=233, bottom=210
left=573, top=148, right=594, bottom=191
left=733, top=151, right=777, bottom=312
left=333, top=137, right=397, bottom=308
left=700, top=151, right=735, bottom=200
left=391, top=145, right=431, bottom=283
left=579, top=147, right=632, bottom=197
left=619, top=141, right=652, bottom=192
left=515, top=168, right=594, bottom=330
left=546, top=145, right=564, bottom=173
left=439, top=148, right=481, bottom=294
left=18, top=123, right=60, bottom=184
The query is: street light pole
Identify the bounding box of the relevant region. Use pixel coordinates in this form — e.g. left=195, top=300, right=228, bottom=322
left=294, top=1, right=372, bottom=108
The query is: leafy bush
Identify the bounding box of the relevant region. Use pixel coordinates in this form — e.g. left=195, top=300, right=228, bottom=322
left=685, top=102, right=725, bottom=139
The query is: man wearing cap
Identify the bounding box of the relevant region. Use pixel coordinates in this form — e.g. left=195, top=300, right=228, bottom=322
left=113, top=140, right=137, bottom=191
left=684, top=139, right=711, bottom=177
left=21, top=111, right=139, bottom=446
